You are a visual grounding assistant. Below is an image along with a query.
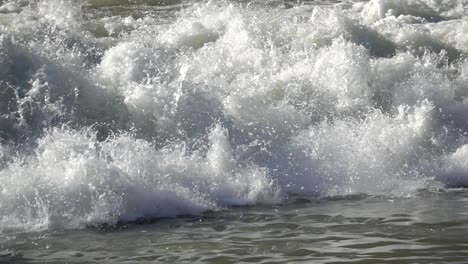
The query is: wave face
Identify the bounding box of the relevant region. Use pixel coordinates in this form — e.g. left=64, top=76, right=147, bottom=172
left=0, top=0, right=467, bottom=231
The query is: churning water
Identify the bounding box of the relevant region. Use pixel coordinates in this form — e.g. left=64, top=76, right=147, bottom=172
left=0, top=0, right=468, bottom=262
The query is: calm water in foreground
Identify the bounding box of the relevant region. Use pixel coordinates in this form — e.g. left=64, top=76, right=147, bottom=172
left=2, top=190, right=468, bottom=263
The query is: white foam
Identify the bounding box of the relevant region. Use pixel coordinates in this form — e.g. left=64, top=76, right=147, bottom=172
left=0, top=2, right=21, bottom=14
left=440, top=143, right=468, bottom=187
left=0, top=0, right=467, bottom=231
left=429, top=18, right=468, bottom=53
left=0, top=127, right=280, bottom=231
left=360, top=0, right=461, bottom=24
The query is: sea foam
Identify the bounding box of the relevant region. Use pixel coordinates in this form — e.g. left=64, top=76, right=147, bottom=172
left=0, top=0, right=467, bottom=231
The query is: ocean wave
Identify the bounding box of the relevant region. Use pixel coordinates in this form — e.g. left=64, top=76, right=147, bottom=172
left=0, top=0, right=467, bottom=231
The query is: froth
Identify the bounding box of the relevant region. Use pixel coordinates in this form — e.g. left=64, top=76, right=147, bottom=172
left=0, top=127, right=279, bottom=231
left=0, top=0, right=467, bottom=231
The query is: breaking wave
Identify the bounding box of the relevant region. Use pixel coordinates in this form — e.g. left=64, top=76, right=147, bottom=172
left=0, top=0, right=467, bottom=231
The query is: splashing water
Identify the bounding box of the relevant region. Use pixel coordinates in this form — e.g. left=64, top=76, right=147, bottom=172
left=0, top=0, right=467, bottom=232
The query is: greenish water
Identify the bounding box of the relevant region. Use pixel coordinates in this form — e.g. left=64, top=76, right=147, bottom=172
left=2, top=191, right=468, bottom=263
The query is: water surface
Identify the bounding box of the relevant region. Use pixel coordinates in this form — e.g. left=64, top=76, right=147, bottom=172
left=1, top=0, right=468, bottom=262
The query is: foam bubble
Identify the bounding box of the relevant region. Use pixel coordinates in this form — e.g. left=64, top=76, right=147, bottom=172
left=0, top=126, right=280, bottom=231
left=440, top=143, right=468, bottom=187
left=0, top=0, right=467, bottom=231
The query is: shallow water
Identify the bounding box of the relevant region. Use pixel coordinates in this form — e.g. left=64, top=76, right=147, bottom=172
left=2, top=190, right=468, bottom=263
left=1, top=0, right=468, bottom=262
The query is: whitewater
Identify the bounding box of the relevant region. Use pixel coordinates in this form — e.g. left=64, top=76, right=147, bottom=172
left=0, top=0, right=467, bottom=234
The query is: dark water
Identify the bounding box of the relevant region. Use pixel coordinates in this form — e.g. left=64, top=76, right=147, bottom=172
left=2, top=190, right=468, bottom=263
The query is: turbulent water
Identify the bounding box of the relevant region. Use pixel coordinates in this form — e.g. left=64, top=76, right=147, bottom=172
left=0, top=0, right=468, bottom=261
